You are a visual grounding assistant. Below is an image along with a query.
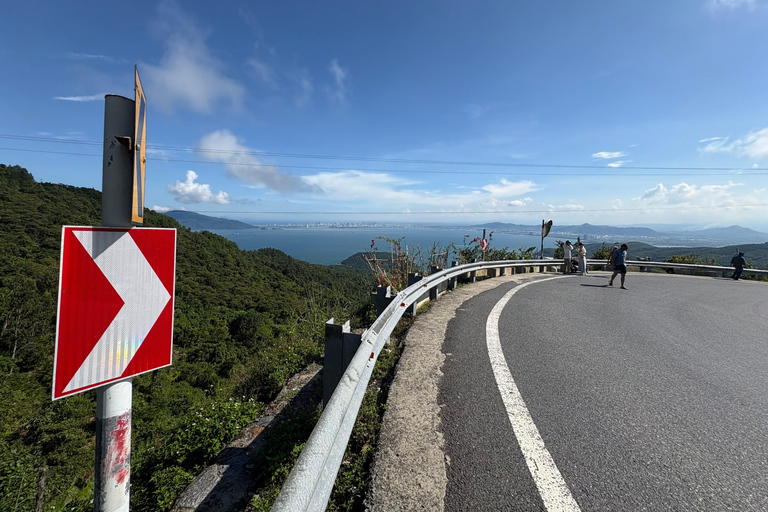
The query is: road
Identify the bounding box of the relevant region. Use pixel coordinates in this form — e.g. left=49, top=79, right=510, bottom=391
left=369, top=271, right=768, bottom=511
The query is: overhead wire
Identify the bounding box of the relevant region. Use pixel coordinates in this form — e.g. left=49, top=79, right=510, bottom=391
left=0, top=140, right=768, bottom=177
left=2, top=132, right=767, bottom=216
left=182, top=203, right=768, bottom=215
left=2, top=133, right=768, bottom=174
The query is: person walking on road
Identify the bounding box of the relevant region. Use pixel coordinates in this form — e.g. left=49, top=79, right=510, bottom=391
left=730, top=252, right=747, bottom=280
left=563, top=241, right=573, bottom=274
left=608, top=245, right=619, bottom=271
left=608, top=243, right=629, bottom=289
left=575, top=242, right=588, bottom=275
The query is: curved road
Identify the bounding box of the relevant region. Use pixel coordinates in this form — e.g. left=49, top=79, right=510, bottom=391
left=369, top=271, right=768, bottom=511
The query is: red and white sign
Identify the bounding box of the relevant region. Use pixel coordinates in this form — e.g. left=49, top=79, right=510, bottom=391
left=53, top=226, right=176, bottom=400
left=481, top=238, right=489, bottom=251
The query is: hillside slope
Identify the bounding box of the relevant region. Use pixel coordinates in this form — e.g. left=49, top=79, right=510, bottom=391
left=0, top=164, right=372, bottom=511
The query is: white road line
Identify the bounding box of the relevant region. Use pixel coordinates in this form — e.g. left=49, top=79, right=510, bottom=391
left=486, top=277, right=581, bottom=512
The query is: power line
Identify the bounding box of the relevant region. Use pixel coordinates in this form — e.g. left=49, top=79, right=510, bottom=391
left=1, top=141, right=764, bottom=214
left=2, top=133, right=767, bottom=173
left=0, top=134, right=101, bottom=147
left=182, top=203, right=768, bottom=215
left=2, top=145, right=768, bottom=178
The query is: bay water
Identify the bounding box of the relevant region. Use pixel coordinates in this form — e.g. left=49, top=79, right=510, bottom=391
left=209, top=226, right=556, bottom=266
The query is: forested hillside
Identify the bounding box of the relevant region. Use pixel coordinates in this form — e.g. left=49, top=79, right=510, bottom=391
left=0, top=164, right=373, bottom=511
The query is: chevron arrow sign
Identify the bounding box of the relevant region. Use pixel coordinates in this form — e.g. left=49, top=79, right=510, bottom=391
left=53, top=226, right=176, bottom=400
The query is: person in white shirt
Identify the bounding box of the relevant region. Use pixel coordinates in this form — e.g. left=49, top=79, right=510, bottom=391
left=575, top=242, right=587, bottom=275
left=563, top=241, right=573, bottom=274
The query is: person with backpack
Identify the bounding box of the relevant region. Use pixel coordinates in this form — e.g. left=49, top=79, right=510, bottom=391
left=608, top=243, right=629, bottom=289
left=730, top=252, right=747, bottom=280
left=607, top=245, right=619, bottom=270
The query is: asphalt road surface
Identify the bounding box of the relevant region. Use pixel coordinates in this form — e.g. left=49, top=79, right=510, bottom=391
left=370, top=271, right=768, bottom=511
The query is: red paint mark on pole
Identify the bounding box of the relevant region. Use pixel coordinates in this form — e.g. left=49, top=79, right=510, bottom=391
left=107, top=413, right=131, bottom=485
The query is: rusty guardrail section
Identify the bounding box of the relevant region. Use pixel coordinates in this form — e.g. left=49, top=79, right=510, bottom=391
left=271, top=258, right=766, bottom=511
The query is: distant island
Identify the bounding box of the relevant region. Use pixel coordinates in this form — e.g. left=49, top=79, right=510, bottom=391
left=459, top=222, right=768, bottom=247
left=163, top=210, right=257, bottom=230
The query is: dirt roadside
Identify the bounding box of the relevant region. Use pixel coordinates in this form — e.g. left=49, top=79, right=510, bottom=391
left=366, top=274, right=534, bottom=511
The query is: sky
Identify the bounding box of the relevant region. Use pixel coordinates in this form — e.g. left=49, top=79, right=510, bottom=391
left=2, top=0, right=768, bottom=230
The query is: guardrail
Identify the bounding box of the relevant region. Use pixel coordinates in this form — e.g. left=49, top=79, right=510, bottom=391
left=618, top=260, right=768, bottom=278
left=271, top=258, right=766, bottom=511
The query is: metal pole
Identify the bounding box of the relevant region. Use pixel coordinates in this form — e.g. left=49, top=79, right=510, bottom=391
left=540, top=219, right=545, bottom=259
left=95, top=94, right=135, bottom=512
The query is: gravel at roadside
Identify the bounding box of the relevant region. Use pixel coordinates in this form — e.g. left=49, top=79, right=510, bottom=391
left=366, top=275, right=527, bottom=511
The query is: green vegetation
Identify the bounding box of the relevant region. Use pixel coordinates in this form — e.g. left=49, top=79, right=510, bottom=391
left=248, top=315, right=413, bottom=512
left=0, top=164, right=373, bottom=511
left=662, top=253, right=718, bottom=265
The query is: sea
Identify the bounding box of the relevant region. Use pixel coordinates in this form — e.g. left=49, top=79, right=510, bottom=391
left=208, top=226, right=556, bottom=266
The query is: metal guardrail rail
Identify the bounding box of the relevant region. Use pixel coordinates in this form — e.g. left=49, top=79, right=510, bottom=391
left=271, top=258, right=766, bottom=511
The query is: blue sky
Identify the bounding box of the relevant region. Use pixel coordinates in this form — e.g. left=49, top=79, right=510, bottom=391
left=2, top=0, right=768, bottom=230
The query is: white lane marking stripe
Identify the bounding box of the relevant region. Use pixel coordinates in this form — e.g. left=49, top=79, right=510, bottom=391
left=486, top=277, right=581, bottom=512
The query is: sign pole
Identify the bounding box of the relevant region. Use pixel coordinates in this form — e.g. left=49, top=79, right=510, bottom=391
left=540, top=219, right=553, bottom=259
left=95, top=94, right=135, bottom=512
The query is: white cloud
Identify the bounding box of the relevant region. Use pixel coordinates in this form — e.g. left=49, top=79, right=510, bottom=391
left=301, top=171, right=540, bottom=215
left=607, top=161, right=628, bottom=168
left=481, top=179, right=539, bottom=197
left=53, top=94, right=105, bottom=102
left=142, top=1, right=244, bottom=114
left=592, top=151, right=627, bottom=159
left=698, top=127, right=768, bottom=159
left=708, top=0, right=760, bottom=9
left=508, top=198, right=533, bottom=207
left=296, top=72, right=314, bottom=107
left=152, top=205, right=172, bottom=213
left=66, top=53, right=127, bottom=64
left=464, top=101, right=512, bottom=119
left=553, top=203, right=585, bottom=211
left=197, top=130, right=320, bottom=194
left=738, top=129, right=768, bottom=159
left=327, top=59, right=349, bottom=103
left=247, top=58, right=277, bottom=88
left=623, top=180, right=768, bottom=226
left=636, top=181, right=742, bottom=205
left=167, top=170, right=231, bottom=204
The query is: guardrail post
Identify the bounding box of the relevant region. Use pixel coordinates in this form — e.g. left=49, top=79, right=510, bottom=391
left=323, top=319, right=361, bottom=407
left=324, top=319, right=345, bottom=407
left=342, top=330, right=362, bottom=376
left=448, top=261, right=458, bottom=290
left=371, top=286, right=394, bottom=316
left=469, top=260, right=477, bottom=283
left=429, top=267, right=443, bottom=301
left=407, top=273, right=423, bottom=315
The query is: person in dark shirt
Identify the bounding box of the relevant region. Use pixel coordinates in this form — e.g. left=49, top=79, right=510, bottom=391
left=730, top=252, right=746, bottom=280
left=608, top=243, right=629, bottom=289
